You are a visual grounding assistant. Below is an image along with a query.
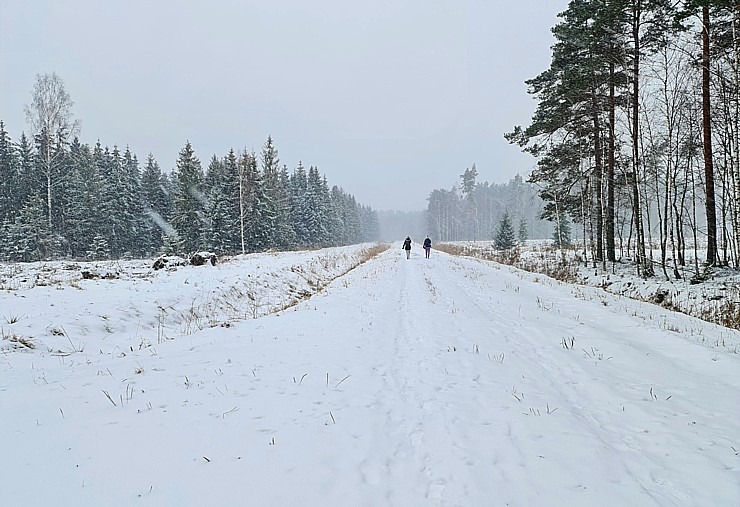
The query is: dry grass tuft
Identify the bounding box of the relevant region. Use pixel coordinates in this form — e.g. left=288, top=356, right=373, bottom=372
left=2, top=331, right=35, bottom=350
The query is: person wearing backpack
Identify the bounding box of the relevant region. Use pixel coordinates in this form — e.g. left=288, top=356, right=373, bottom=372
left=423, top=236, right=431, bottom=259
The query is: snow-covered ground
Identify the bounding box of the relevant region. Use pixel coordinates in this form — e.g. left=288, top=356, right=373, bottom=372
left=1, top=244, right=738, bottom=506
left=443, top=240, right=740, bottom=336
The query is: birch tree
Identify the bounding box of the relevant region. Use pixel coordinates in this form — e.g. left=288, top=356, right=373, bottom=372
left=24, top=72, right=79, bottom=232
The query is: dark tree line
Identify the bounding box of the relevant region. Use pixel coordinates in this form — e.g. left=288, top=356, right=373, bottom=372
left=507, top=0, right=740, bottom=278
left=425, top=167, right=553, bottom=242
left=0, top=76, right=379, bottom=262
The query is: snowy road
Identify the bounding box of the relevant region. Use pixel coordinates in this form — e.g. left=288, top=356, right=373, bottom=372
left=1, top=247, right=738, bottom=506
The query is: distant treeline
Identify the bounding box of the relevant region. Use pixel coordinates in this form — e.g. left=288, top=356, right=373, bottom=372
left=0, top=109, right=379, bottom=262
left=425, top=167, right=552, bottom=241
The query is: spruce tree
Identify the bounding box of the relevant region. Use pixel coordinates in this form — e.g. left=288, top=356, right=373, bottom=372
left=330, top=185, right=349, bottom=245
left=518, top=219, right=529, bottom=243
left=0, top=121, right=19, bottom=226
left=204, top=153, right=241, bottom=254
left=222, top=149, right=245, bottom=251
left=320, top=174, right=340, bottom=245
left=345, top=194, right=361, bottom=243
left=494, top=212, right=516, bottom=250
left=96, top=145, right=128, bottom=257
left=359, top=204, right=380, bottom=243
left=9, top=194, right=52, bottom=261
left=259, top=137, right=292, bottom=249
left=171, top=141, right=205, bottom=253
left=306, top=166, right=328, bottom=246
left=87, top=234, right=110, bottom=260
left=65, top=139, right=101, bottom=258
left=289, top=162, right=310, bottom=247
left=16, top=133, right=35, bottom=210
left=239, top=150, right=265, bottom=252
left=160, top=229, right=183, bottom=256
left=278, top=164, right=297, bottom=249
left=203, top=155, right=226, bottom=252
left=140, top=154, right=170, bottom=256
left=121, top=147, right=144, bottom=257
left=0, top=219, right=12, bottom=261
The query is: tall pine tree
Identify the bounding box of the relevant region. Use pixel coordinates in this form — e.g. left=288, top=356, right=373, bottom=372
left=171, top=141, right=205, bottom=253
left=140, top=153, right=172, bottom=256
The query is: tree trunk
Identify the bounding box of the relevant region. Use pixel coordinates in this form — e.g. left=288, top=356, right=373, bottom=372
left=631, top=0, right=652, bottom=276
left=606, top=57, right=616, bottom=262
left=661, top=153, right=670, bottom=279
left=733, top=7, right=740, bottom=267
left=702, top=6, right=718, bottom=266
left=46, top=158, right=53, bottom=232
left=592, top=90, right=604, bottom=263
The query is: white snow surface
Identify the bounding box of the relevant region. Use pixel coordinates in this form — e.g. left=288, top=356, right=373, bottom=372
left=1, top=245, right=738, bottom=506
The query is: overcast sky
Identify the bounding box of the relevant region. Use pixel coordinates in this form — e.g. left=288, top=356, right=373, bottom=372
left=1, top=0, right=566, bottom=211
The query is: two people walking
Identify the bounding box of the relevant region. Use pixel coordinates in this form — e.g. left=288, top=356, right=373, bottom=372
left=402, top=236, right=432, bottom=259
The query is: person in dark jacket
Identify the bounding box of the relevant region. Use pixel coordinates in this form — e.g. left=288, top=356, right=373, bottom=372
left=423, top=236, right=431, bottom=258
left=402, top=236, right=412, bottom=259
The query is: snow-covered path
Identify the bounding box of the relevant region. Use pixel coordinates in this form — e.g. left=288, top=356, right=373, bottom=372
left=1, top=247, right=738, bottom=506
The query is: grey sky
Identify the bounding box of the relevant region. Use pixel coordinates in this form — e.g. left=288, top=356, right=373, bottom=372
left=1, top=0, right=565, bottom=211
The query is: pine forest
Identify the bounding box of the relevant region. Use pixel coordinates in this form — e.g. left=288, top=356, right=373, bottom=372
left=505, top=0, right=740, bottom=276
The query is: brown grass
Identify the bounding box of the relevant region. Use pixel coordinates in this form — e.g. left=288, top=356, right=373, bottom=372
left=359, top=244, right=390, bottom=264
left=437, top=243, right=579, bottom=283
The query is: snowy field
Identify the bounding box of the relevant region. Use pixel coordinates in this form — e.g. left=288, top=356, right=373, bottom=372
left=1, top=244, right=739, bottom=506
left=444, top=240, right=740, bottom=335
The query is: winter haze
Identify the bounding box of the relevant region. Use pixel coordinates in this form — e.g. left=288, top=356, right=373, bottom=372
left=0, top=0, right=565, bottom=211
